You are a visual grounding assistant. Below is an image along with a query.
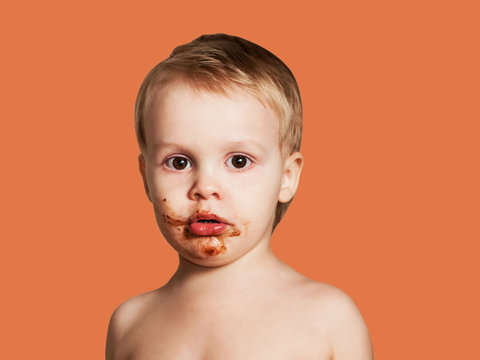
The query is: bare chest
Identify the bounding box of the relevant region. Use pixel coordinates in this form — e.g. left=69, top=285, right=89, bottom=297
left=118, top=302, right=332, bottom=360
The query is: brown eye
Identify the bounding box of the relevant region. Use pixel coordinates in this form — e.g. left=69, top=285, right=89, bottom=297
left=166, top=156, right=191, bottom=170
left=226, top=155, right=251, bottom=169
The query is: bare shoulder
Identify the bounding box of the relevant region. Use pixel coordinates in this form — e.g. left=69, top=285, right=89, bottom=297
left=105, top=289, right=161, bottom=360
left=299, top=280, right=374, bottom=360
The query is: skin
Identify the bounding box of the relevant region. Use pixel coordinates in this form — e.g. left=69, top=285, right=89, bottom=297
left=106, top=83, right=373, bottom=360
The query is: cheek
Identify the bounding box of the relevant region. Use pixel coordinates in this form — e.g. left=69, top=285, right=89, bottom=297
left=227, top=170, right=281, bottom=216
left=147, top=171, right=185, bottom=202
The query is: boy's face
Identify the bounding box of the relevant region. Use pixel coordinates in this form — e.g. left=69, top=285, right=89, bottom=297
left=139, top=82, right=302, bottom=266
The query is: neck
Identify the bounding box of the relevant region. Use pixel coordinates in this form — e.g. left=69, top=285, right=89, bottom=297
left=165, top=241, right=289, bottom=296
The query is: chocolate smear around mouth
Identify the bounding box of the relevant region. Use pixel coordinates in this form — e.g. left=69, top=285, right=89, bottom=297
left=161, top=212, right=241, bottom=257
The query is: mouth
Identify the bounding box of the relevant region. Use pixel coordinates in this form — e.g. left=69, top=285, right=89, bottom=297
left=188, top=213, right=229, bottom=236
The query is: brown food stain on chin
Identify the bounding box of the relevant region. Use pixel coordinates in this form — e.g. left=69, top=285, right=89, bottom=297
left=201, top=237, right=227, bottom=256
left=161, top=209, right=241, bottom=258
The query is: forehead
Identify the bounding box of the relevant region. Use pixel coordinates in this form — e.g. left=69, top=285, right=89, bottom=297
left=145, top=83, right=281, bottom=152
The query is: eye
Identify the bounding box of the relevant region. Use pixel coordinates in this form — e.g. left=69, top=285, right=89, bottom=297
left=165, top=156, right=192, bottom=170
left=226, top=154, right=252, bottom=169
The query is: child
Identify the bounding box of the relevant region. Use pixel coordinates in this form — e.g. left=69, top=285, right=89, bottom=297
left=106, top=34, right=373, bottom=360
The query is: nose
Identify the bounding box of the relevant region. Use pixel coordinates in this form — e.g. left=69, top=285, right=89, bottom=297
left=188, top=166, right=222, bottom=201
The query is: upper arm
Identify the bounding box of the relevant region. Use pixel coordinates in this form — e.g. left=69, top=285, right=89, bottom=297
left=325, top=289, right=374, bottom=360
left=105, top=307, right=123, bottom=360
left=105, top=298, right=143, bottom=360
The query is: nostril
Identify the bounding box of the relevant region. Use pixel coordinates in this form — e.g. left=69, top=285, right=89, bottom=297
left=191, top=189, right=221, bottom=201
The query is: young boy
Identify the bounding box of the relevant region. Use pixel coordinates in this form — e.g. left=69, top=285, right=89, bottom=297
left=106, top=34, right=373, bottom=360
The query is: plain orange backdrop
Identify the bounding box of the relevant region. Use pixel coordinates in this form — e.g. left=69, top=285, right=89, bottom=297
left=1, top=0, right=479, bottom=358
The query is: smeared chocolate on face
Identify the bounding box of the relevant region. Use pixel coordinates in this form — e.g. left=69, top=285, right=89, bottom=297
left=161, top=209, right=241, bottom=258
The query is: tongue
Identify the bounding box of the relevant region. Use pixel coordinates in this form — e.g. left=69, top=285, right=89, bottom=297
left=189, top=222, right=227, bottom=236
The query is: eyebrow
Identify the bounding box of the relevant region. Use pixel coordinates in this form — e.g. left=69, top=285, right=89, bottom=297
left=222, top=140, right=267, bottom=152
left=151, top=142, right=183, bottom=151
left=152, top=139, right=267, bottom=154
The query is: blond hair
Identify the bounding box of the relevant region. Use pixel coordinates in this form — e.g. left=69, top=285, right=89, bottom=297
left=135, top=33, right=303, bottom=229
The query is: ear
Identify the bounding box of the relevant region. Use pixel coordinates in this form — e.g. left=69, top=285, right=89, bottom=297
left=138, top=154, right=152, bottom=202
left=278, top=152, right=304, bottom=203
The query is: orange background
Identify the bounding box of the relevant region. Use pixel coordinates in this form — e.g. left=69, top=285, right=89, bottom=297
left=1, top=0, right=479, bottom=358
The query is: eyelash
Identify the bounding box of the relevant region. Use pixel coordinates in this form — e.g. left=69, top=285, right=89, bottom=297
left=165, top=156, right=192, bottom=170
left=225, top=154, right=252, bottom=169
left=164, top=154, right=254, bottom=171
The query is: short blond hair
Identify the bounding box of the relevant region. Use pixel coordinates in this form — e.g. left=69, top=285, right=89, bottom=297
left=135, top=33, right=303, bottom=229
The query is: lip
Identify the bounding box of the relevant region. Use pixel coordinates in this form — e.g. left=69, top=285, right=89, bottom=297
left=188, top=212, right=229, bottom=236
left=189, top=213, right=230, bottom=224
